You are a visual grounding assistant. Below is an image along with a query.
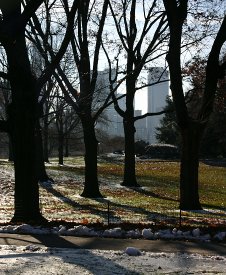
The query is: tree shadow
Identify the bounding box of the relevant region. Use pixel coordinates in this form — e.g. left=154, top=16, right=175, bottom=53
left=39, top=182, right=121, bottom=222
left=0, top=235, right=140, bottom=275
left=0, top=234, right=43, bottom=247
left=1, top=234, right=226, bottom=274
left=184, top=208, right=226, bottom=217
left=127, top=186, right=178, bottom=202
left=90, top=196, right=179, bottom=226
left=40, top=182, right=179, bottom=226
left=201, top=204, right=226, bottom=212
left=148, top=239, right=226, bottom=272
left=202, top=159, right=226, bottom=168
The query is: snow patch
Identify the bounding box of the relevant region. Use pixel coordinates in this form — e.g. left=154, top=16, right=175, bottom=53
left=103, top=227, right=124, bottom=238
left=214, top=231, right=226, bottom=241
left=0, top=224, right=225, bottom=242
left=192, top=228, right=201, bottom=237
left=142, top=228, right=154, bottom=239
left=125, top=247, right=142, bottom=256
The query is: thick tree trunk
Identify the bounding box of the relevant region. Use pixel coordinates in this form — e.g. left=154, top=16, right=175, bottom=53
left=122, top=117, right=139, bottom=187
left=122, top=74, right=139, bottom=187
left=4, top=29, right=44, bottom=223
left=9, top=102, right=44, bottom=223
left=80, top=117, right=102, bottom=198
left=8, top=134, right=14, bottom=161
left=64, top=135, right=69, bottom=157
left=180, top=122, right=203, bottom=210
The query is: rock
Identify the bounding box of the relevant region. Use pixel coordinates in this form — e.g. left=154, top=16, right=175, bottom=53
left=125, top=247, right=142, bottom=256
left=142, top=228, right=154, bottom=239
left=192, top=228, right=201, bottom=237
left=214, top=232, right=226, bottom=241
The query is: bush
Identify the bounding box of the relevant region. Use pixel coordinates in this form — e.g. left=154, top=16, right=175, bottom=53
left=135, top=140, right=149, bottom=156
left=144, top=144, right=179, bottom=159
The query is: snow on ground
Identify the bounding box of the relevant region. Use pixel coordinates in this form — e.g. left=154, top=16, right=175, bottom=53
left=0, top=224, right=226, bottom=242
left=0, top=245, right=226, bottom=275
left=0, top=163, right=226, bottom=273
left=0, top=162, right=225, bottom=242
left=0, top=224, right=225, bottom=274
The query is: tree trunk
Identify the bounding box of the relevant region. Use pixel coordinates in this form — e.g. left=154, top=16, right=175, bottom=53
left=8, top=134, right=14, bottom=161
left=3, top=25, right=44, bottom=223
left=122, top=117, right=139, bottom=187
left=64, top=135, right=69, bottom=157
left=36, top=122, right=53, bottom=183
left=58, top=131, right=64, bottom=165
left=8, top=102, right=44, bottom=223
left=43, top=115, right=50, bottom=163
left=122, top=74, right=139, bottom=187
left=180, top=122, right=203, bottom=210
left=80, top=116, right=102, bottom=198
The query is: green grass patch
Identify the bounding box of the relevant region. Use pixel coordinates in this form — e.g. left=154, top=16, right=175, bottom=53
left=1, top=157, right=225, bottom=227
left=39, top=157, right=226, bottom=227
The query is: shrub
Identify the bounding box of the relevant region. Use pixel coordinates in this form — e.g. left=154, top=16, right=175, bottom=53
left=144, top=144, right=179, bottom=159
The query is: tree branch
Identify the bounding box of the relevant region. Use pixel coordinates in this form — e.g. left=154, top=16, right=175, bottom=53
left=36, top=0, right=78, bottom=91
left=91, top=0, right=109, bottom=93
left=0, top=71, right=9, bottom=80
left=21, top=0, right=45, bottom=29
left=0, top=120, right=9, bottom=132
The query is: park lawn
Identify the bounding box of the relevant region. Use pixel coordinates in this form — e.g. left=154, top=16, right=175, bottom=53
left=199, top=164, right=226, bottom=209
left=53, top=157, right=226, bottom=208
left=41, top=157, right=226, bottom=225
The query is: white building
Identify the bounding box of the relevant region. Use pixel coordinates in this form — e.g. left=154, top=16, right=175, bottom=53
left=100, top=93, right=125, bottom=137
left=95, top=69, right=124, bottom=137
left=96, top=68, right=169, bottom=144
left=146, top=67, right=169, bottom=144
left=134, top=110, right=147, bottom=141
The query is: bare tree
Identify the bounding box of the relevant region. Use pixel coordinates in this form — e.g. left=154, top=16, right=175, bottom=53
left=0, top=0, right=77, bottom=222
left=50, top=90, right=80, bottom=164
left=106, top=0, right=168, bottom=186
left=163, top=0, right=226, bottom=209
left=24, top=0, right=109, bottom=197
left=0, top=74, right=14, bottom=160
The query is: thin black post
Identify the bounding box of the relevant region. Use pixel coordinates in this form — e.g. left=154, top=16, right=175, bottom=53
left=179, top=183, right=182, bottom=228
left=179, top=208, right=182, bottom=228
left=107, top=201, right=110, bottom=227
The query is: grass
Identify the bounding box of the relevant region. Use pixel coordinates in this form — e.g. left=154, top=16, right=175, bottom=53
left=48, top=157, right=226, bottom=207
left=0, top=156, right=225, bottom=228
left=37, top=156, right=226, bottom=228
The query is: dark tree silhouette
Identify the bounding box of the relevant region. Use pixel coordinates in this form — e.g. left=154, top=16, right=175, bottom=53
left=163, top=0, right=226, bottom=210
left=0, top=0, right=77, bottom=222
left=107, top=0, right=168, bottom=186
left=0, top=1, right=46, bottom=222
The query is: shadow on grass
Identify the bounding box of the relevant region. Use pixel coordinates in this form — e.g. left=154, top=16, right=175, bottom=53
left=40, top=182, right=116, bottom=222
left=200, top=204, right=226, bottom=213
left=202, top=159, right=226, bottom=168
left=40, top=182, right=179, bottom=225
left=127, top=186, right=178, bottom=202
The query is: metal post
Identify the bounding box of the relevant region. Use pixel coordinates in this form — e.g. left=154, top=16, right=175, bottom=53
left=107, top=201, right=110, bottom=227
left=179, top=182, right=182, bottom=228
left=179, top=208, right=182, bottom=228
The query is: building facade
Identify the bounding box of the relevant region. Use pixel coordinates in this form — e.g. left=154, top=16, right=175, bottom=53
left=146, top=67, right=169, bottom=144
left=96, top=68, right=169, bottom=144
